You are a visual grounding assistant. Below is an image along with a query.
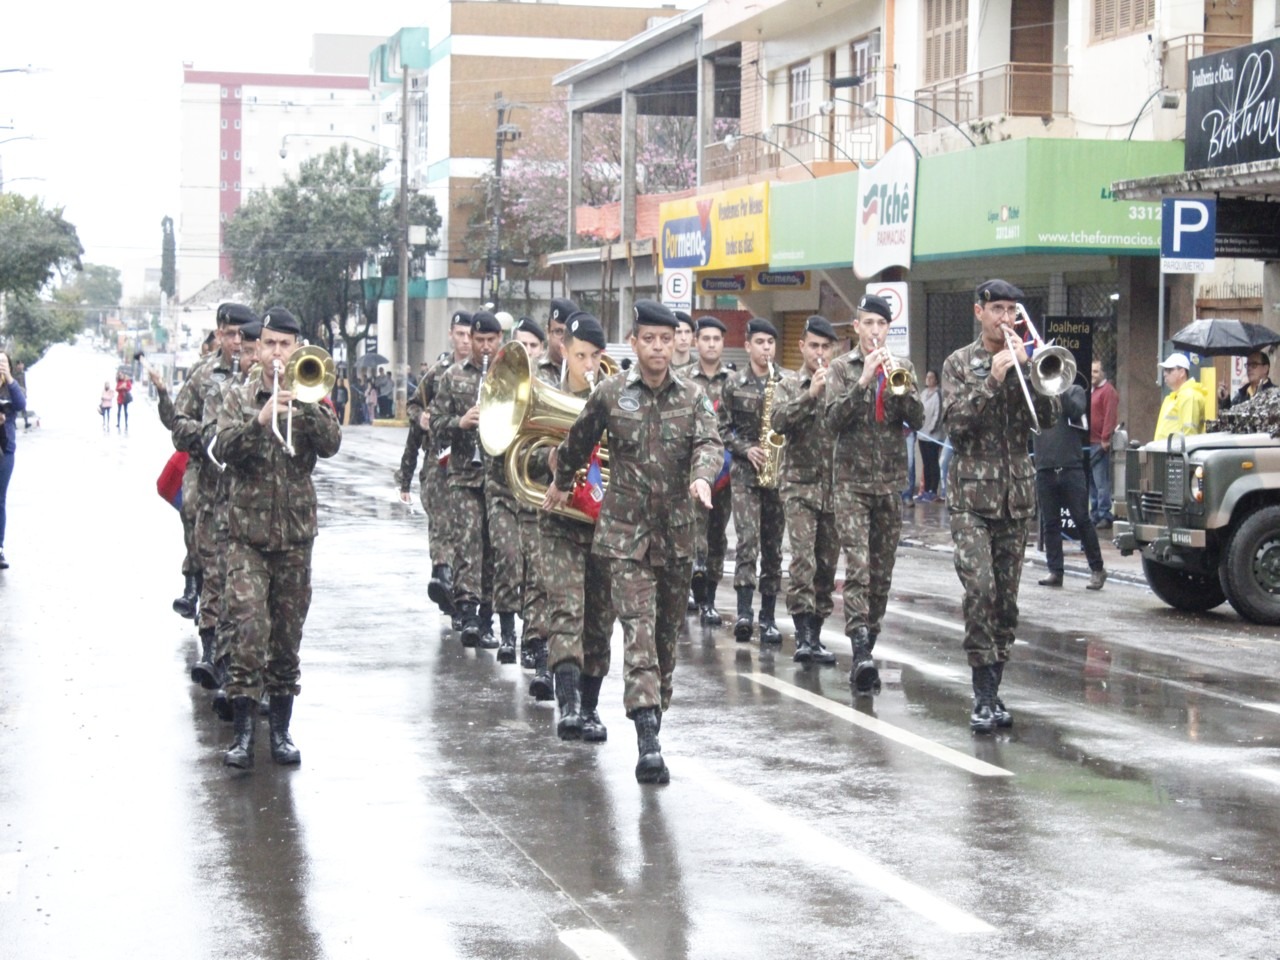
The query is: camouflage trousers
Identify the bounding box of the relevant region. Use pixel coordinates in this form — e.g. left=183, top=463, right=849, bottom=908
left=450, top=484, right=493, bottom=606
left=223, top=539, right=312, bottom=700
left=180, top=465, right=200, bottom=577
left=487, top=491, right=523, bottom=614
left=950, top=510, right=1026, bottom=667
left=519, top=508, right=548, bottom=639
left=610, top=554, right=691, bottom=717
left=836, top=490, right=902, bottom=637
left=730, top=462, right=784, bottom=595
left=195, top=500, right=227, bottom=631
left=543, top=516, right=614, bottom=677
left=422, top=463, right=452, bottom=566
left=784, top=485, right=839, bottom=619
left=695, top=480, right=732, bottom=589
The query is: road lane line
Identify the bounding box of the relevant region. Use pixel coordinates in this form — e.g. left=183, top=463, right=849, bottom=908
left=679, top=759, right=998, bottom=934
left=559, top=929, right=641, bottom=960
left=745, top=672, right=1013, bottom=778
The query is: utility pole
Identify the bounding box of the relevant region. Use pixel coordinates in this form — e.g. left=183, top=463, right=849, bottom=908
left=486, top=93, right=521, bottom=311
left=396, top=65, right=410, bottom=419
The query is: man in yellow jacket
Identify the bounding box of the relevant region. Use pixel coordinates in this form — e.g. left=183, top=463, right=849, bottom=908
left=1154, top=352, right=1208, bottom=440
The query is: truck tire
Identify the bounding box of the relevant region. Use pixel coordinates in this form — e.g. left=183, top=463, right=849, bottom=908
left=1221, top=505, right=1280, bottom=625
left=1141, top=557, right=1226, bottom=612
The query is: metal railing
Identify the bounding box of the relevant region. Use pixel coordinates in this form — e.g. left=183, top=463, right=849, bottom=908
left=703, top=113, right=882, bottom=180
left=1162, top=33, right=1253, bottom=92
left=912, top=62, right=1071, bottom=133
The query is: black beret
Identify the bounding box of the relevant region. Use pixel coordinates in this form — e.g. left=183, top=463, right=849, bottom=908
left=695, top=316, right=727, bottom=334
left=548, top=298, right=578, bottom=325
left=451, top=310, right=473, bottom=328
left=634, top=299, right=677, bottom=329
left=673, top=310, right=694, bottom=330
left=471, top=310, right=503, bottom=335
left=567, top=313, right=607, bottom=351
left=513, top=316, right=546, bottom=343
left=240, top=320, right=262, bottom=342
left=216, top=302, right=257, bottom=327
left=746, top=317, right=779, bottom=339
left=803, top=314, right=837, bottom=340
left=261, top=307, right=301, bottom=336
left=975, top=279, right=1024, bottom=303
left=856, top=294, right=893, bottom=323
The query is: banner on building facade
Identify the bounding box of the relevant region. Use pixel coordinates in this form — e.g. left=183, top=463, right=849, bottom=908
left=854, top=141, right=918, bottom=279
left=659, top=183, right=770, bottom=273
left=1186, top=36, right=1280, bottom=170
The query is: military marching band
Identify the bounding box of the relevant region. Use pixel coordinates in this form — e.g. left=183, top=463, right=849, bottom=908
left=162, top=279, right=1071, bottom=783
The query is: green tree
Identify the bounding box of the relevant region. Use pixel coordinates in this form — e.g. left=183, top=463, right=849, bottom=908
left=3, top=292, right=82, bottom=366
left=223, top=144, right=440, bottom=366
left=160, top=216, right=176, bottom=299
left=65, top=263, right=122, bottom=314
left=0, top=193, right=85, bottom=363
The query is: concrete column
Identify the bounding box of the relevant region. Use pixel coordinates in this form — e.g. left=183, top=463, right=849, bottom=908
left=1114, top=256, right=1170, bottom=443
left=620, top=90, right=638, bottom=245
left=697, top=50, right=716, bottom=185
left=568, top=110, right=584, bottom=245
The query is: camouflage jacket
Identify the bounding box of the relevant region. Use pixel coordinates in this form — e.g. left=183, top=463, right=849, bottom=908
left=720, top=365, right=791, bottom=490
left=174, top=353, right=244, bottom=503
left=398, top=417, right=427, bottom=493
left=408, top=352, right=455, bottom=450
left=429, top=356, right=486, bottom=489
left=157, top=387, right=178, bottom=431
left=941, top=338, right=1058, bottom=520
left=554, top=367, right=722, bottom=564
left=687, top=362, right=731, bottom=414
left=825, top=347, right=925, bottom=496
left=215, top=377, right=342, bottom=550
left=771, top=367, right=836, bottom=504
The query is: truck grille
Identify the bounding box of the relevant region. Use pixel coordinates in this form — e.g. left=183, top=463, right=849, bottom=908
left=1165, top=459, right=1185, bottom=502
left=1139, top=491, right=1165, bottom=516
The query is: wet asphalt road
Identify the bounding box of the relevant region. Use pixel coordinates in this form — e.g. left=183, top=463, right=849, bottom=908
left=2, top=342, right=1280, bottom=959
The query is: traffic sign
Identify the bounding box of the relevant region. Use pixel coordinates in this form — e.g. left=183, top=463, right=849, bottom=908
left=662, top=269, right=693, bottom=312
left=1161, top=198, right=1216, bottom=273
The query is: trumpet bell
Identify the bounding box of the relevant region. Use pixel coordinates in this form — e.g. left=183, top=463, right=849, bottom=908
left=286, top=345, right=336, bottom=403
left=1030, top=345, right=1077, bottom=397
left=886, top=367, right=914, bottom=395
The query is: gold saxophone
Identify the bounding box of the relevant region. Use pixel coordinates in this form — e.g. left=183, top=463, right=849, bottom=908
left=756, top=362, right=787, bottom=490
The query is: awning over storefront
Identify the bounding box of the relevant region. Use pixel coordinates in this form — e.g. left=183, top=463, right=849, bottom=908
left=913, top=139, right=1184, bottom=261
left=768, top=172, right=858, bottom=271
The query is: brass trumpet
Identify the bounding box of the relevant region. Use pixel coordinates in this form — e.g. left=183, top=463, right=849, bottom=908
left=877, top=337, right=914, bottom=395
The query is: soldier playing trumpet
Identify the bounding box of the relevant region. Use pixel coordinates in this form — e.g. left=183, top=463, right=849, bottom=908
left=825, top=295, right=924, bottom=695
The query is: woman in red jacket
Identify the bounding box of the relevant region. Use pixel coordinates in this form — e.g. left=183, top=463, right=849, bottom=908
left=115, top=372, right=133, bottom=431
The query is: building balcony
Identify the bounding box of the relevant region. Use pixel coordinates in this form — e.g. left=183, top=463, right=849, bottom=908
left=703, top=112, right=876, bottom=181
left=1162, top=33, right=1254, bottom=92
left=913, top=62, right=1070, bottom=134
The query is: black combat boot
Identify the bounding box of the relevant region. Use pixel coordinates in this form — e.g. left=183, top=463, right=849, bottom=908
left=792, top=614, right=813, bottom=663
left=807, top=615, right=837, bottom=665
left=970, top=664, right=998, bottom=734
left=268, top=694, right=302, bottom=765
left=759, top=594, right=782, bottom=644
left=579, top=674, right=608, bottom=743
left=210, top=655, right=233, bottom=722
left=700, top=583, right=723, bottom=626
left=691, top=555, right=707, bottom=607
left=173, top=572, right=200, bottom=619
left=733, top=587, right=755, bottom=643
left=476, top=603, right=499, bottom=649
left=191, top=628, right=219, bottom=689
left=528, top=639, right=554, bottom=701
left=459, top=602, right=482, bottom=648
left=554, top=662, right=584, bottom=740
left=519, top=633, right=536, bottom=670
left=849, top=626, right=881, bottom=695
left=223, top=697, right=258, bottom=769
left=428, top=564, right=456, bottom=614
left=633, top=707, right=669, bottom=784
left=496, top=612, right=518, bottom=664
left=991, top=660, right=1013, bottom=728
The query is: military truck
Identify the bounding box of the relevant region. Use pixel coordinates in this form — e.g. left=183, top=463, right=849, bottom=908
left=1114, top=429, right=1280, bottom=624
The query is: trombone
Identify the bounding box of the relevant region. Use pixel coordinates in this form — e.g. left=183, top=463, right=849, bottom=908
left=270, top=345, right=336, bottom=456
left=1001, top=305, right=1077, bottom=434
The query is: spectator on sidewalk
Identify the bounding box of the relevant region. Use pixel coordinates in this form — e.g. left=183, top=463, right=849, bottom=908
left=1217, top=350, right=1275, bottom=411
left=1154, top=353, right=1206, bottom=441
left=1088, top=360, right=1119, bottom=528
left=917, top=370, right=943, bottom=501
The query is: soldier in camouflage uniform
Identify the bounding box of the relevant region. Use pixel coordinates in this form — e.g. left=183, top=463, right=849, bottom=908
left=720, top=317, right=788, bottom=645
left=545, top=298, right=575, bottom=375
left=826, top=295, right=925, bottom=695
left=942, top=280, right=1058, bottom=733
left=687, top=316, right=733, bottom=625
left=771, top=315, right=840, bottom=666
left=169, top=303, right=256, bottom=688
left=217, top=308, right=342, bottom=769
left=405, top=311, right=471, bottom=618
left=430, top=311, right=504, bottom=647
left=150, top=364, right=203, bottom=621
left=671, top=310, right=696, bottom=375
left=546, top=300, right=723, bottom=784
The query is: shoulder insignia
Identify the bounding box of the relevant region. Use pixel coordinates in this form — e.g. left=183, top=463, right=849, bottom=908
left=617, top=390, right=641, bottom=412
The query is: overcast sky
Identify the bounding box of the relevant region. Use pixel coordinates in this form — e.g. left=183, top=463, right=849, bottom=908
left=2, top=0, right=693, bottom=301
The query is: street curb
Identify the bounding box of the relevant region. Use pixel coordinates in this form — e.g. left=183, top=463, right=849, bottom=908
left=899, top=536, right=1149, bottom=587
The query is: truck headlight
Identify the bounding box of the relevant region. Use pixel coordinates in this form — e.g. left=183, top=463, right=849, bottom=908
left=1191, top=464, right=1204, bottom=503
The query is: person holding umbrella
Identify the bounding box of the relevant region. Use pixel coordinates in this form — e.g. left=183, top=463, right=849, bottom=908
left=1218, top=350, right=1275, bottom=410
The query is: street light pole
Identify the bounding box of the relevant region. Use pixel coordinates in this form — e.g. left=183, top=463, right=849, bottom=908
left=486, top=94, right=521, bottom=311
left=396, top=65, right=410, bottom=419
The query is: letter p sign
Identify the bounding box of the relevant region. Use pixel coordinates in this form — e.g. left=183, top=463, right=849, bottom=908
left=1161, top=198, right=1216, bottom=273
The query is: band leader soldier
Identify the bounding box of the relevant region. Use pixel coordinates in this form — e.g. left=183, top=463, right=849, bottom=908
left=721, top=318, right=788, bottom=644
left=545, top=300, right=723, bottom=784
left=430, top=311, right=503, bottom=647
left=687, top=317, right=733, bottom=625
left=406, top=311, right=471, bottom=618
left=217, top=308, right=342, bottom=769
left=771, top=315, right=840, bottom=665
left=942, top=280, right=1058, bottom=733
left=825, top=295, right=924, bottom=693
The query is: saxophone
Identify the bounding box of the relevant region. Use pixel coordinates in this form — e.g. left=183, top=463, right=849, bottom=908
left=756, top=362, right=787, bottom=490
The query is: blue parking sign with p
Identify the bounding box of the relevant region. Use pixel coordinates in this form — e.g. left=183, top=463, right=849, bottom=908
left=1161, top=198, right=1216, bottom=273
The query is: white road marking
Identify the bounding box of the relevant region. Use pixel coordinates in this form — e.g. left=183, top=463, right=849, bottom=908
left=746, top=672, right=1013, bottom=778
left=679, top=759, right=998, bottom=934
left=559, top=929, right=641, bottom=960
